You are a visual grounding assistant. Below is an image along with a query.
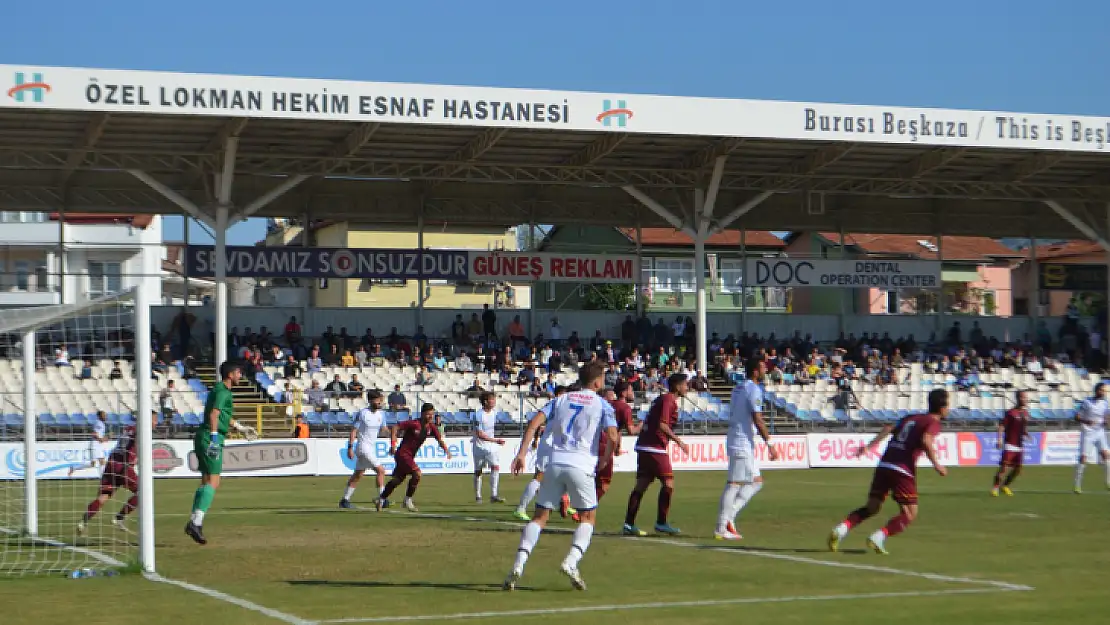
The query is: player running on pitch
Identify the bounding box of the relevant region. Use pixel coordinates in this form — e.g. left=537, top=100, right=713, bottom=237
left=68, top=410, right=111, bottom=477
left=513, top=386, right=576, bottom=521
left=340, top=389, right=389, bottom=509
left=77, top=411, right=156, bottom=535
left=715, top=359, right=779, bottom=540
left=376, top=403, right=452, bottom=512
left=1073, top=382, right=1110, bottom=493
left=473, top=391, right=507, bottom=504
left=185, top=361, right=257, bottom=545
left=503, top=361, right=618, bottom=591
left=992, top=389, right=1032, bottom=497
left=623, top=373, right=690, bottom=537
left=595, top=382, right=639, bottom=501
left=828, top=388, right=948, bottom=555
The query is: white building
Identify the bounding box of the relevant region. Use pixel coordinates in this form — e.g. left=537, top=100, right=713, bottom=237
left=0, top=212, right=162, bottom=308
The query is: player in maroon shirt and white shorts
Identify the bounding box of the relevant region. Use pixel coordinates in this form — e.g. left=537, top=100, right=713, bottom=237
left=827, top=389, right=949, bottom=555
left=993, top=390, right=1031, bottom=496
left=77, top=412, right=156, bottom=535
left=595, top=382, right=640, bottom=501
left=375, top=403, right=452, bottom=512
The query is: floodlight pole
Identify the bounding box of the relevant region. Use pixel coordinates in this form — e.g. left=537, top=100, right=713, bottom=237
left=22, top=329, right=37, bottom=537
left=135, top=282, right=155, bottom=572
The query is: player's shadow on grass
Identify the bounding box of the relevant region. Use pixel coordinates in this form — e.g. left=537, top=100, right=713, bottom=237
left=287, top=579, right=545, bottom=593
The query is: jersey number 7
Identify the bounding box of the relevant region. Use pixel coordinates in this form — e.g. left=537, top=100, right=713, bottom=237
left=565, top=402, right=585, bottom=435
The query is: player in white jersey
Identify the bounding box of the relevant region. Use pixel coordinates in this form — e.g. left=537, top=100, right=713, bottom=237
left=513, top=386, right=575, bottom=521
left=715, top=359, right=779, bottom=540
left=68, top=410, right=111, bottom=477
left=340, top=390, right=389, bottom=509
left=472, top=391, right=507, bottom=503
left=1074, top=382, right=1110, bottom=493
left=504, top=362, right=617, bottom=591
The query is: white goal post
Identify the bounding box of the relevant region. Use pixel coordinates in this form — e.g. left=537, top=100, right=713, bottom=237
left=0, top=285, right=153, bottom=576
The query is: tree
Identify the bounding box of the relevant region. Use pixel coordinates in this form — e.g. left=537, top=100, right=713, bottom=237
left=582, top=284, right=635, bottom=311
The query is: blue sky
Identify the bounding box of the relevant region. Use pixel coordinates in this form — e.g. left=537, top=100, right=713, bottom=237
left=5, top=0, right=1108, bottom=244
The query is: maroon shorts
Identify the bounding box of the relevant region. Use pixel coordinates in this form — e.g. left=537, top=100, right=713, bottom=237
left=98, top=461, right=137, bottom=496
left=868, top=467, right=917, bottom=506
left=391, top=452, right=419, bottom=479
left=1000, top=450, right=1023, bottom=467
left=636, top=451, right=673, bottom=480
left=595, top=462, right=613, bottom=484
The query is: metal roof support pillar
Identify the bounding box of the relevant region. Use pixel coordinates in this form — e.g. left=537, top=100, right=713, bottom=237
left=231, top=174, right=309, bottom=225
left=635, top=219, right=644, bottom=318
left=710, top=191, right=776, bottom=236
left=1105, top=204, right=1110, bottom=349
left=740, top=228, right=747, bottom=336
left=1028, top=234, right=1038, bottom=338
left=839, top=227, right=847, bottom=336
left=935, top=231, right=944, bottom=336
left=621, top=186, right=697, bottom=239
left=57, top=206, right=65, bottom=305
left=213, top=136, right=238, bottom=368
left=694, top=189, right=709, bottom=379
left=128, top=170, right=216, bottom=229
left=416, top=203, right=425, bottom=331
left=1044, top=200, right=1110, bottom=252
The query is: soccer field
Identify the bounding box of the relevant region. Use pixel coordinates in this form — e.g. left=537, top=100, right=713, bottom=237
left=2, top=466, right=1104, bottom=624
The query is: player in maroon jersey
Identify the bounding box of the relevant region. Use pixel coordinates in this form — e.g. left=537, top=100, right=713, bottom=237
left=992, top=390, right=1032, bottom=497
left=827, top=389, right=949, bottom=554
left=596, top=382, right=640, bottom=500
left=623, top=373, right=690, bottom=536
left=76, top=412, right=156, bottom=536
left=375, top=403, right=452, bottom=512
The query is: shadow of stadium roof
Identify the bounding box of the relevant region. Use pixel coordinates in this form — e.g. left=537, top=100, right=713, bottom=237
left=2, top=109, right=1109, bottom=239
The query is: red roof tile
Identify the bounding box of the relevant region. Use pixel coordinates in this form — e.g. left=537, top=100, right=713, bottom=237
left=814, top=233, right=1020, bottom=262
left=617, top=228, right=785, bottom=248
left=1034, top=240, right=1105, bottom=263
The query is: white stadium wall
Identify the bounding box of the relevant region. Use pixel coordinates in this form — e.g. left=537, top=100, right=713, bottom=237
left=150, top=305, right=1072, bottom=344
left=0, top=432, right=1072, bottom=481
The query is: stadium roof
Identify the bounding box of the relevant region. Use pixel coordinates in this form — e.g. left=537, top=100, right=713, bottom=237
left=4, top=64, right=1110, bottom=241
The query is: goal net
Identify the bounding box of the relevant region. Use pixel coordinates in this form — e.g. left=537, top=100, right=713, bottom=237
left=0, top=288, right=154, bottom=577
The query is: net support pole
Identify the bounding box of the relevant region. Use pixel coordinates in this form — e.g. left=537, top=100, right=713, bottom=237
left=135, top=283, right=155, bottom=572
left=22, top=329, right=37, bottom=537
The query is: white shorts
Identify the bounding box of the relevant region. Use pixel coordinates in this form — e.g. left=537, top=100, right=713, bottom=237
left=473, top=443, right=500, bottom=471
left=533, top=445, right=551, bottom=474
left=727, top=453, right=756, bottom=483
left=354, top=446, right=381, bottom=472
left=1079, top=429, right=1109, bottom=459
left=536, top=464, right=597, bottom=512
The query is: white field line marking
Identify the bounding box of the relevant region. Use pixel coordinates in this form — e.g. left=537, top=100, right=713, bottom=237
left=0, top=525, right=125, bottom=568
left=350, top=506, right=1034, bottom=592
left=144, top=572, right=314, bottom=625
left=318, top=588, right=1016, bottom=624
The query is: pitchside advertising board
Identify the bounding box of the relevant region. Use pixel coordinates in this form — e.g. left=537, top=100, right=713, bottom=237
left=745, top=259, right=941, bottom=290
left=0, top=433, right=1081, bottom=480
left=184, top=246, right=638, bottom=284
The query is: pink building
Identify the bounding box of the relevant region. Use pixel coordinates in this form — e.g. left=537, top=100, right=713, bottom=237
left=783, top=232, right=1021, bottom=317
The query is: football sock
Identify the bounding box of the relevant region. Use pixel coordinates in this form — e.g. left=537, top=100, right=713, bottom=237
left=837, top=506, right=874, bottom=536
left=380, top=477, right=402, bottom=500
left=1074, top=463, right=1085, bottom=490
left=118, top=495, right=138, bottom=518
left=491, top=469, right=500, bottom=497
left=83, top=498, right=103, bottom=522
left=513, top=521, right=542, bottom=572
left=343, top=486, right=356, bottom=501
left=563, top=523, right=594, bottom=570
left=406, top=473, right=421, bottom=498
left=625, top=489, right=645, bottom=526
left=656, top=485, right=673, bottom=525
left=518, top=479, right=541, bottom=510
left=716, top=483, right=742, bottom=533
left=190, top=485, right=215, bottom=526
left=881, top=512, right=911, bottom=537
left=1003, top=467, right=1020, bottom=486
left=992, top=472, right=1002, bottom=488
left=474, top=473, right=482, bottom=498
left=1104, top=460, right=1110, bottom=486
left=731, top=481, right=763, bottom=521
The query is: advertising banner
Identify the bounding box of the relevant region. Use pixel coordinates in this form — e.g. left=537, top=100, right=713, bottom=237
left=317, top=437, right=475, bottom=476
left=744, top=259, right=940, bottom=290
left=185, top=246, right=637, bottom=284
left=954, top=432, right=1044, bottom=466
left=1040, top=431, right=1080, bottom=465
left=1038, top=263, right=1107, bottom=292
left=806, top=433, right=958, bottom=468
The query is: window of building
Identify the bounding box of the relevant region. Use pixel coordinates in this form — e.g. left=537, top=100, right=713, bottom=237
left=651, top=258, right=695, bottom=293
left=719, top=259, right=744, bottom=292
left=981, top=290, right=998, bottom=316
left=88, top=261, right=122, bottom=297
left=545, top=281, right=556, bottom=303
left=14, top=261, right=29, bottom=291
left=885, top=290, right=899, bottom=314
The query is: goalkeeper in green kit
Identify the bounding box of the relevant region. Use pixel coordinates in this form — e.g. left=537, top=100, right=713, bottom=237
left=185, top=360, right=257, bottom=545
